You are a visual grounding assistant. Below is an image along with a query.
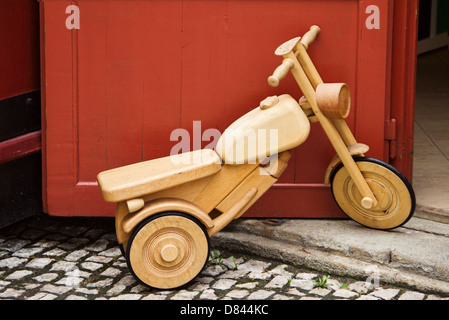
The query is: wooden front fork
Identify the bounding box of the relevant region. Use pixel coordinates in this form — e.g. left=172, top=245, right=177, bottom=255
left=286, top=45, right=376, bottom=209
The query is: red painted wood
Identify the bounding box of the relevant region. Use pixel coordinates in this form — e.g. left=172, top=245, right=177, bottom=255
left=41, top=0, right=75, bottom=215
left=40, top=0, right=418, bottom=218
left=0, top=131, right=42, bottom=164
left=355, top=0, right=394, bottom=163
left=389, top=0, right=418, bottom=180
left=0, top=0, right=40, bottom=100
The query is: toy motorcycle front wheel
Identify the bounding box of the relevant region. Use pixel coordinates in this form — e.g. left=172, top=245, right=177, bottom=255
left=330, top=157, right=415, bottom=230
left=125, top=212, right=210, bottom=289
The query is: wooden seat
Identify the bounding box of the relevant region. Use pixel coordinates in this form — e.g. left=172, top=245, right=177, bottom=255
left=97, top=149, right=222, bottom=203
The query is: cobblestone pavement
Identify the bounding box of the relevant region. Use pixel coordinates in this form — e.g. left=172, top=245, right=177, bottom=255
left=0, top=215, right=448, bottom=301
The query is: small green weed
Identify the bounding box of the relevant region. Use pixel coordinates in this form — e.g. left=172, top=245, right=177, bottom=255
left=311, top=275, right=330, bottom=288
left=339, top=283, right=349, bottom=290
left=208, top=250, right=238, bottom=270
left=209, top=250, right=225, bottom=269
left=231, top=256, right=238, bottom=269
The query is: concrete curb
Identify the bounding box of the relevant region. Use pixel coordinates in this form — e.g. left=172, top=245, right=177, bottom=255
left=211, top=217, right=449, bottom=295
left=415, top=204, right=449, bottom=224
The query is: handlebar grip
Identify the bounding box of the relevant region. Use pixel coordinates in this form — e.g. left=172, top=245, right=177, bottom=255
left=267, top=58, right=294, bottom=87
left=300, top=25, right=321, bottom=50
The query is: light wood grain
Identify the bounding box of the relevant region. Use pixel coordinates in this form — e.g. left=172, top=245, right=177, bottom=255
left=127, top=214, right=209, bottom=289
left=295, top=42, right=324, bottom=89
left=282, top=49, right=377, bottom=208
left=142, top=175, right=214, bottom=204
left=267, top=59, right=294, bottom=87
left=115, top=201, right=130, bottom=247
left=208, top=187, right=258, bottom=236
left=215, top=94, right=310, bottom=165
left=316, top=83, right=351, bottom=119
left=121, top=198, right=214, bottom=234
left=193, top=163, right=259, bottom=213
left=274, top=37, right=301, bottom=56
left=323, top=143, right=369, bottom=185
left=294, top=39, right=357, bottom=146
left=300, top=25, right=321, bottom=50
left=298, top=96, right=319, bottom=123
left=262, top=151, right=292, bottom=178
left=115, top=176, right=214, bottom=248
left=216, top=167, right=278, bottom=218
left=331, top=160, right=413, bottom=229
left=259, top=96, right=280, bottom=110
left=97, top=149, right=221, bottom=203
left=332, top=118, right=358, bottom=146
left=126, top=198, right=145, bottom=213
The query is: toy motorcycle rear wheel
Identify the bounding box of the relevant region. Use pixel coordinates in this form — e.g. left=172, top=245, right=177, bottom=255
left=330, top=157, right=415, bottom=230
left=125, top=212, right=210, bottom=289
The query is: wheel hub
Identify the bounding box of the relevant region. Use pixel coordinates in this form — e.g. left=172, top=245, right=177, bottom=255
left=160, top=244, right=178, bottom=262
left=148, top=230, right=191, bottom=270
left=349, top=178, right=393, bottom=214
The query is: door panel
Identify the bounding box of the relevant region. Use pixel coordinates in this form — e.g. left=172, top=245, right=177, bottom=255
left=41, top=0, right=414, bottom=217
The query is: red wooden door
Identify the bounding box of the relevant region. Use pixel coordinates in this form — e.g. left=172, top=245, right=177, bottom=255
left=40, top=0, right=417, bottom=217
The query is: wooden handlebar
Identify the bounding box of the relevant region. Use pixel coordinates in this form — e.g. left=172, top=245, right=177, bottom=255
left=267, top=25, right=321, bottom=87
left=300, top=25, right=321, bottom=50
left=267, top=58, right=294, bottom=87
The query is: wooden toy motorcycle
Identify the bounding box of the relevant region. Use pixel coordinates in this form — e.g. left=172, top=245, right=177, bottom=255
left=97, top=26, right=415, bottom=290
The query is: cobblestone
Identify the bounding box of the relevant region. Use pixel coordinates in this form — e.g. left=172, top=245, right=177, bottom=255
left=0, top=215, right=448, bottom=301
